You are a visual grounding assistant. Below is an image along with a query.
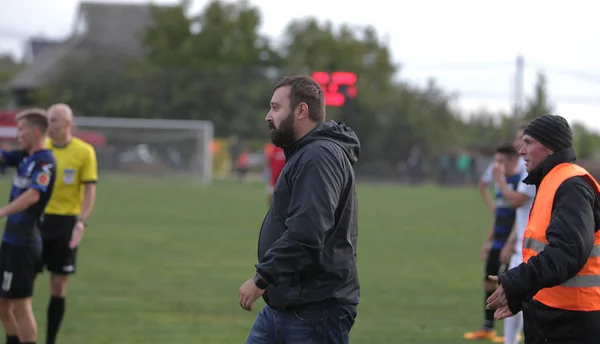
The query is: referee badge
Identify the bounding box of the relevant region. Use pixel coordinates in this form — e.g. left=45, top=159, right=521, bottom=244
left=63, top=168, right=75, bottom=184
left=36, top=172, right=50, bottom=187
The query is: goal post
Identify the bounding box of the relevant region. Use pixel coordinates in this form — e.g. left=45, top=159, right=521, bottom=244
left=72, top=116, right=214, bottom=185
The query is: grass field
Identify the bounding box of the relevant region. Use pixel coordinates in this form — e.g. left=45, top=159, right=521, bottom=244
left=0, top=176, right=503, bottom=343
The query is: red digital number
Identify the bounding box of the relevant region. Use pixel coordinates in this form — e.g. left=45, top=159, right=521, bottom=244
left=312, top=71, right=358, bottom=107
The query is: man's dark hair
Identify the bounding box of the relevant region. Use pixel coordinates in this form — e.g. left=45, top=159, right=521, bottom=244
left=275, top=76, right=325, bottom=122
left=16, top=108, right=49, bottom=134
left=496, top=143, right=518, bottom=157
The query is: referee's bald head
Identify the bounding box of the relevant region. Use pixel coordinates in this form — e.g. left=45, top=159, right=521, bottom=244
left=47, top=103, right=73, bottom=122
left=47, top=103, right=75, bottom=141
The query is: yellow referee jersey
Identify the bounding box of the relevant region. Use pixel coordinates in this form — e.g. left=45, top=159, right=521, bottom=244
left=44, top=137, right=98, bottom=216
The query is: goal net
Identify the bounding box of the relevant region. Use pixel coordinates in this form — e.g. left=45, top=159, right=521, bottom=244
left=72, top=117, right=214, bottom=185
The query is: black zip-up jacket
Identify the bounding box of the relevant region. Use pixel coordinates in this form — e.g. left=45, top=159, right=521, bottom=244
left=498, top=147, right=600, bottom=343
left=255, top=120, right=360, bottom=310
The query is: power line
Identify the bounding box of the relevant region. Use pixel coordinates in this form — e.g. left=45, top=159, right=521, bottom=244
left=528, top=62, right=600, bottom=86
left=396, top=57, right=600, bottom=106
left=401, top=61, right=514, bottom=71
left=457, top=91, right=600, bottom=105
left=399, top=60, right=600, bottom=83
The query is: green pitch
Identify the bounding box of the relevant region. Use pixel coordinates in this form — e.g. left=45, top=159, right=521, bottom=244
left=0, top=176, right=502, bottom=343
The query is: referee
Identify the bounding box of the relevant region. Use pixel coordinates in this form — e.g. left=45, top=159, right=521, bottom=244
left=42, top=103, right=98, bottom=344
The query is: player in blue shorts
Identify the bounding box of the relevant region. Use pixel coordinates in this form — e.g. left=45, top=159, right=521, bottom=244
left=0, top=108, right=56, bottom=344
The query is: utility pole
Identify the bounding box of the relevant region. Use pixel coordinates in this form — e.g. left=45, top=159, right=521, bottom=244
left=513, top=55, right=525, bottom=127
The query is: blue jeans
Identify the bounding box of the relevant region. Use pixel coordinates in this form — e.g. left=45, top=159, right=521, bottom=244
left=245, top=303, right=357, bottom=344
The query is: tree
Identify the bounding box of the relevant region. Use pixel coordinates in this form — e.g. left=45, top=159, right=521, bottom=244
left=387, top=79, right=461, bottom=160
left=40, top=0, right=281, bottom=138
left=140, top=0, right=281, bottom=138
left=522, top=72, right=554, bottom=121
left=572, top=121, right=600, bottom=161
left=0, top=58, right=25, bottom=106
left=280, top=18, right=401, bottom=165
left=35, top=58, right=138, bottom=117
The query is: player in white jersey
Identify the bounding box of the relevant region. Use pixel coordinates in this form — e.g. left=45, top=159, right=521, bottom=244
left=479, top=151, right=527, bottom=207
left=490, top=126, right=536, bottom=344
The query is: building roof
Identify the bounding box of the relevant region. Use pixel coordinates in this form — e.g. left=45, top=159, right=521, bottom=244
left=10, top=38, right=81, bottom=89
left=10, top=1, right=159, bottom=90
left=78, top=1, right=155, bottom=56
left=27, top=38, right=64, bottom=62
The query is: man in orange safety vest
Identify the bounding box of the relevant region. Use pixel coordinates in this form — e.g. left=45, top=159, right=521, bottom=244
left=486, top=114, right=600, bottom=343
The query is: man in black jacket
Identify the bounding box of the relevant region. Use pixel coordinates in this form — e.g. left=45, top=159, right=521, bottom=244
left=486, top=114, right=600, bottom=344
left=238, top=75, right=360, bottom=344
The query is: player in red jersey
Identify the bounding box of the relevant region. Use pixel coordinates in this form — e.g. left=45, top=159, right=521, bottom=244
left=265, top=143, right=286, bottom=205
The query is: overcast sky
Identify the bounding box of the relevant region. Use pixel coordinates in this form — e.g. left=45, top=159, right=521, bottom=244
left=2, top=0, right=599, bottom=130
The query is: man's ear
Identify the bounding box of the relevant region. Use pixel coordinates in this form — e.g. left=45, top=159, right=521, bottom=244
left=295, top=102, right=309, bottom=120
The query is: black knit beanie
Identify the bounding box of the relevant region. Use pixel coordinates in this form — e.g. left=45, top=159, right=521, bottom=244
left=523, top=114, right=573, bottom=152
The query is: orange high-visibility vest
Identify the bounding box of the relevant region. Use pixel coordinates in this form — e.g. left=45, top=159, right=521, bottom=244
left=522, top=162, right=600, bottom=311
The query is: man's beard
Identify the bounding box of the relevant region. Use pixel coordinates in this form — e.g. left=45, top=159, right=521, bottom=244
left=269, top=111, right=296, bottom=148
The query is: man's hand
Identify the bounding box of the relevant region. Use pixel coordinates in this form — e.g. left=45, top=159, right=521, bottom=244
left=492, top=162, right=505, bottom=182
left=238, top=277, right=264, bottom=311
left=500, top=243, right=515, bottom=264
left=69, top=220, right=85, bottom=249
left=493, top=306, right=514, bottom=320
left=486, top=275, right=512, bottom=319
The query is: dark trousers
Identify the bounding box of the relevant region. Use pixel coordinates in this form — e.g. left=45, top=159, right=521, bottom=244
left=522, top=304, right=600, bottom=344
left=245, top=303, right=357, bottom=344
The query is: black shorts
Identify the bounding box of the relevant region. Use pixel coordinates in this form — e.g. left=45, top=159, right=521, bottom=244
left=485, top=248, right=507, bottom=279
left=41, top=215, right=78, bottom=275
left=0, top=241, right=42, bottom=299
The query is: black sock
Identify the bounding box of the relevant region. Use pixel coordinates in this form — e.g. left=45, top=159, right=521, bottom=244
left=484, top=291, right=495, bottom=330
left=6, top=335, right=19, bottom=344
left=47, top=296, right=65, bottom=344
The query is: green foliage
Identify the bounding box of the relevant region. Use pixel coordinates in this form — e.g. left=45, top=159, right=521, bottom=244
left=572, top=121, right=600, bottom=160
left=0, top=62, right=26, bottom=106
left=518, top=74, right=600, bottom=160
left=141, top=0, right=280, bottom=137
left=0, top=64, right=25, bottom=84
left=522, top=72, right=554, bottom=121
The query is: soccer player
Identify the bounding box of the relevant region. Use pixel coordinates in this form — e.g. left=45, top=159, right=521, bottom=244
left=490, top=127, right=535, bottom=344
left=41, top=103, right=98, bottom=344
left=479, top=139, right=527, bottom=213
left=264, top=143, right=285, bottom=205
left=464, top=143, right=522, bottom=341
left=0, top=108, right=56, bottom=344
